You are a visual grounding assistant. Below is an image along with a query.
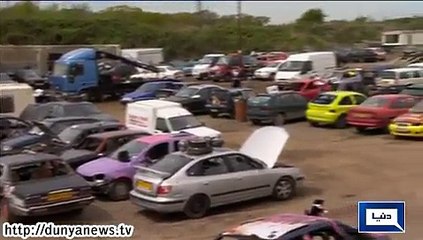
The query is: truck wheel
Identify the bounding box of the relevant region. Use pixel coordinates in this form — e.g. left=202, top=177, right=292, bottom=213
left=183, top=194, right=210, bottom=219
left=108, top=180, right=131, bottom=201
left=272, top=176, right=295, bottom=201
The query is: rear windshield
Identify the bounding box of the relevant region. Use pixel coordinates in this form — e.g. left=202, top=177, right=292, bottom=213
left=78, top=137, right=103, bottom=151
left=360, top=97, right=389, bottom=107
left=379, top=71, right=396, bottom=79
left=64, top=104, right=101, bottom=115
left=312, top=94, right=337, bottom=104
left=410, top=100, right=423, bottom=113
left=149, top=153, right=192, bottom=175
left=10, top=160, right=72, bottom=183
left=58, top=127, right=83, bottom=144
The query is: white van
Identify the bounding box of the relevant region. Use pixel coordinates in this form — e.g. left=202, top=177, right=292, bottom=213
left=192, top=54, right=225, bottom=80
left=274, top=52, right=336, bottom=82
left=125, top=100, right=221, bottom=139
left=0, top=82, right=35, bottom=117
left=377, top=68, right=423, bottom=86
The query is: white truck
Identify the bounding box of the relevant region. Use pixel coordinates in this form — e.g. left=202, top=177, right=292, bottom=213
left=125, top=100, right=222, bottom=139
left=0, top=82, right=35, bottom=117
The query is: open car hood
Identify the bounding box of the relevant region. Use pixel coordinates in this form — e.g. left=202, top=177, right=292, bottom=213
left=239, top=126, right=289, bottom=168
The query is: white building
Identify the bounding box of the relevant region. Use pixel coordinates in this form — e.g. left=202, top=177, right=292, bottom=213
left=381, top=30, right=423, bottom=47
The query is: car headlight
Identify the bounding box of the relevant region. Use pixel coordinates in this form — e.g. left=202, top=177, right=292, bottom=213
left=2, top=145, right=12, bottom=152
left=93, top=174, right=106, bottom=184
left=10, top=194, right=25, bottom=207
left=121, top=97, right=132, bottom=102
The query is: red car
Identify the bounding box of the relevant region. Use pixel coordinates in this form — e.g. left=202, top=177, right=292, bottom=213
left=277, top=79, right=332, bottom=101
left=347, top=94, right=418, bottom=132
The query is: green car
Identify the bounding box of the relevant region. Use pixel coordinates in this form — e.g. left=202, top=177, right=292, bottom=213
left=247, top=91, right=308, bottom=125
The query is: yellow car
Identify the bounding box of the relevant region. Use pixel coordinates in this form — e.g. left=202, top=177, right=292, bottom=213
left=306, top=91, right=367, bottom=128
left=389, top=99, right=423, bottom=137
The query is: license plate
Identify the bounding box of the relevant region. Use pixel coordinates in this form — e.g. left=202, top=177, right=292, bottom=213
left=47, top=192, right=73, bottom=202
left=210, top=109, right=218, bottom=112
left=136, top=180, right=152, bottom=191
left=396, top=127, right=409, bottom=133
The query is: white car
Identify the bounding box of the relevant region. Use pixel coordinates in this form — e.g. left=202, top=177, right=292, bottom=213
left=377, top=67, right=423, bottom=86
left=130, top=65, right=184, bottom=80
left=254, top=60, right=286, bottom=80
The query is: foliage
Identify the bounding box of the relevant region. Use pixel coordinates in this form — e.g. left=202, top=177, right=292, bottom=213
left=0, top=2, right=422, bottom=60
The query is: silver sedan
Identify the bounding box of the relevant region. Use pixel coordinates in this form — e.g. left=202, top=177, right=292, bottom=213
left=129, top=126, right=305, bottom=218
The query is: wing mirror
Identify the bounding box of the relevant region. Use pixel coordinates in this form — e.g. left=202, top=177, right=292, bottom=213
left=191, top=95, right=201, bottom=99
left=117, top=150, right=130, bottom=162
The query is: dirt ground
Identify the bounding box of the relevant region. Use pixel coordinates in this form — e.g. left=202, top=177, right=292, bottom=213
left=35, top=76, right=422, bottom=240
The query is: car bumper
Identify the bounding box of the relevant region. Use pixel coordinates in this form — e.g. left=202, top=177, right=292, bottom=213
left=85, top=179, right=111, bottom=194
left=306, top=110, right=338, bottom=124
left=129, top=190, right=186, bottom=213
left=247, top=113, right=275, bottom=122
left=389, top=124, right=423, bottom=137
left=10, top=196, right=94, bottom=216
left=254, top=73, right=271, bottom=79
left=347, top=118, right=389, bottom=128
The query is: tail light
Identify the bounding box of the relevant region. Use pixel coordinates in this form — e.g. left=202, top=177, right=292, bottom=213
left=157, top=185, right=172, bottom=195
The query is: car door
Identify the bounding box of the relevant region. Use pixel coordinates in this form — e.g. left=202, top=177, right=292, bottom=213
left=277, top=94, right=296, bottom=120
left=223, top=153, right=271, bottom=200
left=186, top=156, right=239, bottom=206
left=336, top=95, right=355, bottom=114
left=290, top=93, right=308, bottom=119
left=194, top=87, right=215, bottom=111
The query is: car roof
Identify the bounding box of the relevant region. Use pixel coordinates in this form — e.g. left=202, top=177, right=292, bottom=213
left=0, top=153, right=60, bottom=166
left=383, top=68, right=422, bottom=72
left=189, top=84, right=222, bottom=89
left=371, top=94, right=414, bottom=99
left=35, top=101, right=93, bottom=106
left=67, top=121, right=123, bottom=130
left=144, top=79, right=181, bottom=84
left=228, top=88, right=253, bottom=92
left=42, top=116, right=97, bottom=123
left=87, top=129, right=148, bottom=139
left=221, top=214, right=333, bottom=238
left=136, top=132, right=193, bottom=144
left=321, top=91, right=362, bottom=96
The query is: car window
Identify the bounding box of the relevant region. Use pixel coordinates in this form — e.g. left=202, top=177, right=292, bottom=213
left=338, top=96, right=353, bottom=105
left=291, top=93, right=307, bottom=104
left=353, top=95, right=366, bottom=105
left=78, top=137, right=102, bottom=151
left=412, top=70, right=421, bottom=78
left=197, top=88, right=211, bottom=99
left=156, top=118, right=169, bottom=133
left=146, top=142, right=169, bottom=160
left=10, top=160, right=72, bottom=182
left=225, top=154, right=263, bottom=172
left=312, top=94, right=336, bottom=105
left=187, top=157, right=229, bottom=176
left=391, top=97, right=416, bottom=109
left=399, top=72, right=410, bottom=79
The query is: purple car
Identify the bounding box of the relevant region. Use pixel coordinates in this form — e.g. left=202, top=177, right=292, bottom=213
left=76, top=132, right=196, bottom=201
left=216, top=213, right=390, bottom=240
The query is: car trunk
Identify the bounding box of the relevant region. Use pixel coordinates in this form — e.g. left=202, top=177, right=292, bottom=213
left=348, top=107, right=380, bottom=119
left=132, top=167, right=171, bottom=197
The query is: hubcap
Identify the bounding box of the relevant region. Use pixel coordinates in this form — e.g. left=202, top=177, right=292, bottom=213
left=276, top=180, right=292, bottom=198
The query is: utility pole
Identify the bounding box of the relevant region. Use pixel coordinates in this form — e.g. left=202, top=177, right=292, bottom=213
left=237, top=1, right=242, bottom=52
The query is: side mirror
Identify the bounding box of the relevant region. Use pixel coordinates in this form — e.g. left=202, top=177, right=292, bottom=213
left=191, top=95, right=201, bottom=99
left=117, top=150, right=130, bottom=162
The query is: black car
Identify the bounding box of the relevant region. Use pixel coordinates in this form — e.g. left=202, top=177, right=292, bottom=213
left=0, top=72, right=15, bottom=83
left=155, top=82, right=198, bottom=99
left=9, top=69, right=49, bottom=89
left=0, top=122, right=69, bottom=157
left=206, top=88, right=255, bottom=118
left=60, top=129, right=149, bottom=169
left=242, top=55, right=260, bottom=77
left=57, top=121, right=126, bottom=147
left=0, top=116, right=33, bottom=142
left=41, top=117, right=100, bottom=135
left=166, top=84, right=224, bottom=114
left=0, top=153, right=94, bottom=222
left=19, top=101, right=117, bottom=122
left=348, top=48, right=379, bottom=63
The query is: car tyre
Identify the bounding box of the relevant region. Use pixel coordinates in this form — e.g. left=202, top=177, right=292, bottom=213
left=183, top=194, right=210, bottom=219
left=251, top=120, right=261, bottom=125
left=308, top=121, right=319, bottom=127
left=108, top=180, right=132, bottom=201
left=269, top=73, right=276, bottom=81
left=272, top=176, right=295, bottom=201
left=334, top=114, right=348, bottom=129
left=355, top=127, right=366, bottom=133
left=210, top=112, right=218, bottom=118
left=273, top=113, right=286, bottom=126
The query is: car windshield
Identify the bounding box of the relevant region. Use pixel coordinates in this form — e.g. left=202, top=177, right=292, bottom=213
left=149, top=153, right=192, bottom=175
left=175, top=87, right=198, bottom=97
left=28, top=122, right=52, bottom=136
left=58, top=127, right=82, bottom=144
left=278, top=61, right=305, bottom=71
left=52, top=63, right=69, bottom=76
left=64, top=104, right=101, bottom=115
left=169, top=115, right=202, bottom=131
left=312, top=94, right=337, bottom=104
left=199, top=56, right=220, bottom=64
left=109, top=139, right=149, bottom=159
left=360, top=97, right=389, bottom=107
left=410, top=100, right=423, bottom=113
left=136, top=83, right=162, bottom=92
left=10, top=160, right=72, bottom=183
left=77, top=137, right=103, bottom=151
left=379, top=71, right=396, bottom=79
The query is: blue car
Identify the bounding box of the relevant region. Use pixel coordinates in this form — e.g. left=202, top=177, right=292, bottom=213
left=120, top=80, right=182, bottom=104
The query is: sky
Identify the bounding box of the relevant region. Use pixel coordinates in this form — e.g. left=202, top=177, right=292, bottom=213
left=4, top=1, right=423, bottom=24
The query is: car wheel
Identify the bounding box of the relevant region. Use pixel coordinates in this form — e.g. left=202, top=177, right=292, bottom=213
left=273, top=113, right=286, bottom=126
left=210, top=112, right=218, bottom=118
left=183, top=194, right=210, bottom=219
left=308, top=121, right=319, bottom=127
left=355, top=127, right=366, bottom=133
left=272, top=177, right=295, bottom=201
left=334, top=114, right=348, bottom=129
left=269, top=73, right=276, bottom=81
left=0, top=200, right=19, bottom=223
left=108, top=180, right=131, bottom=201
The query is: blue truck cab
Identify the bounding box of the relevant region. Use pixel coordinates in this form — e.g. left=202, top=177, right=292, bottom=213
left=48, top=48, right=159, bottom=101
